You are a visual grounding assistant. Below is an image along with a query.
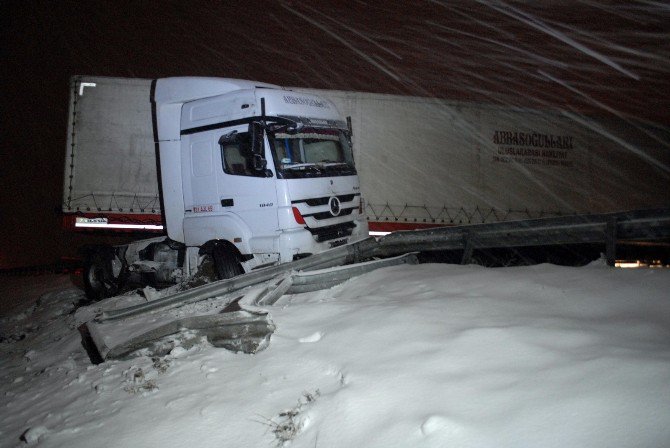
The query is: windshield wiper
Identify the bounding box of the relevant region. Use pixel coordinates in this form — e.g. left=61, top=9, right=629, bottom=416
left=317, top=162, right=349, bottom=167
left=283, top=162, right=350, bottom=170
left=283, top=163, right=321, bottom=170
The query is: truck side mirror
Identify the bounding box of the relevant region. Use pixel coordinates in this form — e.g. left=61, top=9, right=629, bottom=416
left=252, top=153, right=267, bottom=171
left=248, top=121, right=269, bottom=174
left=251, top=154, right=273, bottom=177
left=249, top=122, right=264, bottom=155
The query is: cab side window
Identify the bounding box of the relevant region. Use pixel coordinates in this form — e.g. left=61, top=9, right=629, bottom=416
left=220, top=132, right=256, bottom=177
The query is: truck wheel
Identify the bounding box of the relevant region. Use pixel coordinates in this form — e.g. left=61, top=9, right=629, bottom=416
left=212, top=244, right=244, bottom=280
left=83, top=252, right=119, bottom=301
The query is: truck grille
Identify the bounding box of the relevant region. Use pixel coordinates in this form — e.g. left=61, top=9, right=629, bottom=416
left=304, top=208, right=354, bottom=221
left=293, top=194, right=358, bottom=207
left=292, top=193, right=360, bottom=241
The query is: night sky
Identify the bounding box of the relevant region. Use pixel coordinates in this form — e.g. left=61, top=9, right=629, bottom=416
left=2, top=0, right=669, bottom=269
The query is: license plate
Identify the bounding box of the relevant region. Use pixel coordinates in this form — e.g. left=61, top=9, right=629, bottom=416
left=329, top=238, right=348, bottom=248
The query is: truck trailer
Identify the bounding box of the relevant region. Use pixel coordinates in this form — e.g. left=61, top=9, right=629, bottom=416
left=293, top=89, right=669, bottom=233
left=63, top=76, right=368, bottom=300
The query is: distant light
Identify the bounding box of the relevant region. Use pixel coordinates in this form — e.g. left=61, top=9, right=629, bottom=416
left=616, top=260, right=642, bottom=268
left=616, top=260, right=666, bottom=269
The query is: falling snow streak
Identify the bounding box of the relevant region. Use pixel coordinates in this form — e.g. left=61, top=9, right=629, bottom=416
left=280, top=3, right=403, bottom=82
left=478, top=0, right=641, bottom=80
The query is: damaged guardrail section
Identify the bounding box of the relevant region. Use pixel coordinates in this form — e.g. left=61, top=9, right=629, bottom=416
left=81, top=208, right=670, bottom=363
left=82, top=254, right=419, bottom=362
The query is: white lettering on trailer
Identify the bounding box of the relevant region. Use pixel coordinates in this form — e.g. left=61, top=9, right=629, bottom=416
left=492, top=130, right=575, bottom=167
left=283, top=95, right=330, bottom=109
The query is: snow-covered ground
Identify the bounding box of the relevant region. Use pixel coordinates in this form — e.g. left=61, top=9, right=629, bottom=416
left=2, top=261, right=670, bottom=447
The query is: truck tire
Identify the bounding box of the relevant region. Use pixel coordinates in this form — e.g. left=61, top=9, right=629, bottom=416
left=83, top=251, right=119, bottom=301
left=212, top=244, right=244, bottom=280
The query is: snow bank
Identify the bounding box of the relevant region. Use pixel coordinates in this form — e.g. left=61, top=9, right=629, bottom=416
left=1, top=263, right=669, bottom=447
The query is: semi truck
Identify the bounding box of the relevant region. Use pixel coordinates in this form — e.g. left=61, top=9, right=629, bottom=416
left=64, top=77, right=670, bottom=299
left=63, top=76, right=368, bottom=300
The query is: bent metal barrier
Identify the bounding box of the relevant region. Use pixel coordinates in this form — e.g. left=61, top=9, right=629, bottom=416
left=83, top=208, right=670, bottom=361
left=84, top=254, right=420, bottom=361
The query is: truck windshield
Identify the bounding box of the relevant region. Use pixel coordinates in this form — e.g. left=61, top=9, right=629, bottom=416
left=269, top=128, right=356, bottom=178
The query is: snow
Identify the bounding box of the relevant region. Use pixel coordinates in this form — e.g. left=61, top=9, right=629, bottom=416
left=2, top=262, right=670, bottom=447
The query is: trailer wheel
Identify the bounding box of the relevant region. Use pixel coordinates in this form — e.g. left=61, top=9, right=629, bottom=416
left=212, top=244, right=244, bottom=280
left=83, top=251, right=119, bottom=301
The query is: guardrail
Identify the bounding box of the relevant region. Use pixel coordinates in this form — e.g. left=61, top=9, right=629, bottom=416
left=82, top=207, right=670, bottom=362
left=372, top=207, right=670, bottom=266
left=97, top=208, right=670, bottom=323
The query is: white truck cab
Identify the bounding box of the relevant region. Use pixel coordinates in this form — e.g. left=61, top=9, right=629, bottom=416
left=73, top=77, right=367, bottom=299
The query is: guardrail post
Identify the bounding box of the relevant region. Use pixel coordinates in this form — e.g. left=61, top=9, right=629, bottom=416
left=606, top=217, right=617, bottom=267
left=461, top=231, right=474, bottom=265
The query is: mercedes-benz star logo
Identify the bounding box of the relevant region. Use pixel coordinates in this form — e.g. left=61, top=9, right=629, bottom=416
left=329, top=196, right=341, bottom=216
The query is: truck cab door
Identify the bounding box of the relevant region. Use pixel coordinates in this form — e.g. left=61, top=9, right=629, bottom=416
left=215, top=125, right=279, bottom=253
left=181, top=125, right=279, bottom=254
